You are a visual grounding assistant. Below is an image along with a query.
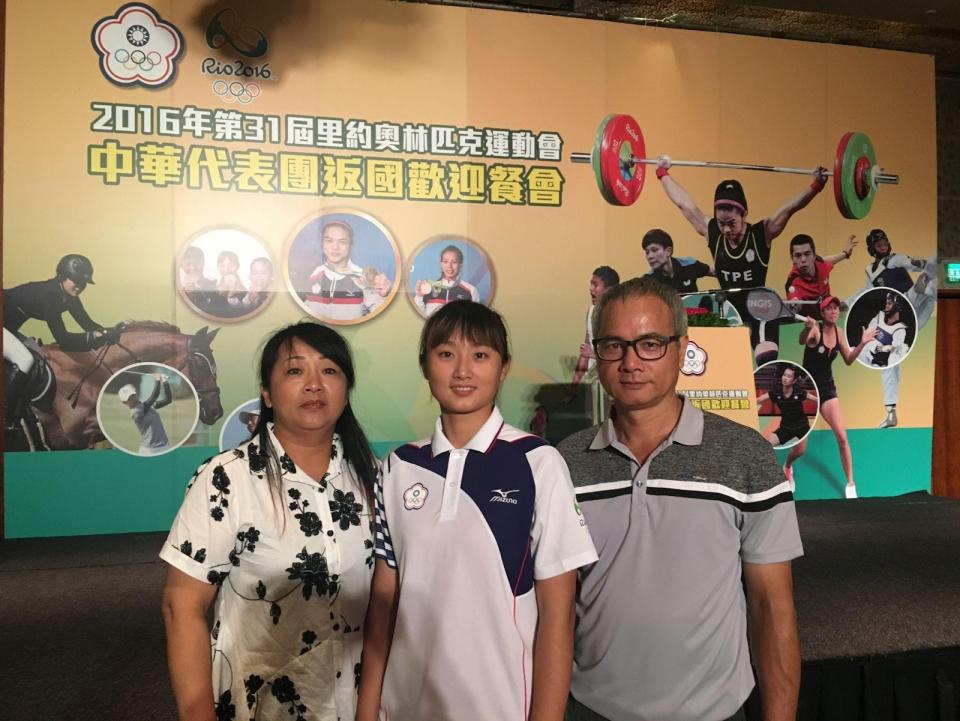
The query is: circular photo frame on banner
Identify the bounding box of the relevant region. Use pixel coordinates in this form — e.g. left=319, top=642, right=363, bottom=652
left=845, top=287, right=917, bottom=370
left=176, top=227, right=277, bottom=322
left=219, top=398, right=261, bottom=451
left=96, top=363, right=199, bottom=457
left=285, top=209, right=401, bottom=326
left=753, top=360, right=819, bottom=450
left=405, top=236, right=496, bottom=319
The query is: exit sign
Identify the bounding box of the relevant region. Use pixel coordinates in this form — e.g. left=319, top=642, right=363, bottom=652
left=946, top=262, right=960, bottom=285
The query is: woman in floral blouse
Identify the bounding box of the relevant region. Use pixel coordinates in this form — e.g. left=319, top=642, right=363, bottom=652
left=161, top=321, right=379, bottom=721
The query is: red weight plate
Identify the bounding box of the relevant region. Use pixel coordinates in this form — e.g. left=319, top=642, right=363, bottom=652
left=854, top=156, right=872, bottom=199
left=598, top=114, right=645, bottom=206
left=833, top=132, right=855, bottom=219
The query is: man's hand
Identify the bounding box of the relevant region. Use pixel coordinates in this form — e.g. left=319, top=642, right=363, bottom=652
left=744, top=561, right=800, bottom=721
left=656, top=154, right=672, bottom=179
left=844, top=235, right=858, bottom=258
left=810, top=165, right=828, bottom=192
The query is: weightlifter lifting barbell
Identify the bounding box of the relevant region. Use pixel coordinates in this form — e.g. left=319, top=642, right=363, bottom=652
left=573, top=114, right=900, bottom=364
left=570, top=114, right=900, bottom=364
left=570, top=114, right=898, bottom=218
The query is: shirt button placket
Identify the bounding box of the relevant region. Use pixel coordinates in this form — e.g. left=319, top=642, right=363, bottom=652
left=633, top=459, right=653, bottom=512
left=315, top=482, right=341, bottom=577
left=440, top=449, right=466, bottom=521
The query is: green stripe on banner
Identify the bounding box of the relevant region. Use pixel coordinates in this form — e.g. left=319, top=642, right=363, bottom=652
left=4, top=442, right=401, bottom=539
left=5, top=431, right=929, bottom=537
left=776, top=427, right=931, bottom=500
left=4, top=448, right=217, bottom=538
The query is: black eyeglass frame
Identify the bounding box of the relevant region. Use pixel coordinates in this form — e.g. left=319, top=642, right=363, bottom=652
left=592, top=333, right=682, bottom=362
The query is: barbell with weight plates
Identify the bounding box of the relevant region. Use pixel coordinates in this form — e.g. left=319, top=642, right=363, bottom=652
left=569, top=114, right=899, bottom=219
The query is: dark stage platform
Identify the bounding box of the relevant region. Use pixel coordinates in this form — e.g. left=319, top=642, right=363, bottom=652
left=1, top=493, right=959, bottom=720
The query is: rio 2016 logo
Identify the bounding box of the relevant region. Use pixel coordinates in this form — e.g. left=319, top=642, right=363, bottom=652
left=92, top=3, right=184, bottom=88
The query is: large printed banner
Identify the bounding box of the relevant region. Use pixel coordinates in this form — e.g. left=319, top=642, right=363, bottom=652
left=2, top=1, right=937, bottom=536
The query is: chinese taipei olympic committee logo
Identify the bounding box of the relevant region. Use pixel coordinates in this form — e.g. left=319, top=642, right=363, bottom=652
left=403, top=483, right=429, bottom=511
left=681, top=340, right=708, bottom=376
left=92, top=3, right=184, bottom=88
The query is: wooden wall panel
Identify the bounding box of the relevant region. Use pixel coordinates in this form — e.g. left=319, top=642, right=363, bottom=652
left=932, top=293, right=960, bottom=498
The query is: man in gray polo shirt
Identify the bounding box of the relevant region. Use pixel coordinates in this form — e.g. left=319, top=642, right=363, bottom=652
left=559, top=276, right=802, bottom=721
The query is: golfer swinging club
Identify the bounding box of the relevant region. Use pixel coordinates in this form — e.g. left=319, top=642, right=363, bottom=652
left=118, top=372, right=172, bottom=455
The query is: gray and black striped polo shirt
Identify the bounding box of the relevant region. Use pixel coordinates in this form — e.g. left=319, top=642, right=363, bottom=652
left=558, top=399, right=802, bottom=721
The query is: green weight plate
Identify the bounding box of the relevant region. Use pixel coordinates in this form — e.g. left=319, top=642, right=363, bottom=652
left=834, top=131, right=877, bottom=219
left=593, top=114, right=617, bottom=204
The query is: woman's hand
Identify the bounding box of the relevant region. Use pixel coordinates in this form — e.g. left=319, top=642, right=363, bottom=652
left=415, top=280, right=432, bottom=297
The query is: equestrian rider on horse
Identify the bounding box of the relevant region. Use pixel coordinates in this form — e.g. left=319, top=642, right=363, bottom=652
left=3, top=254, right=121, bottom=429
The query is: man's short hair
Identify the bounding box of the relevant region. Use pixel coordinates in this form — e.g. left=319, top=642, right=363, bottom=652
left=714, top=179, right=748, bottom=215
left=322, top=220, right=354, bottom=244
left=789, top=234, right=816, bottom=255
left=641, top=229, right=673, bottom=252
left=592, top=276, right=688, bottom=339
left=592, top=266, right=620, bottom=289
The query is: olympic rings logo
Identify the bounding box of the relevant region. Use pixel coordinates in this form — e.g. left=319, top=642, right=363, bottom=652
left=212, top=80, right=261, bottom=105
left=115, top=48, right=162, bottom=71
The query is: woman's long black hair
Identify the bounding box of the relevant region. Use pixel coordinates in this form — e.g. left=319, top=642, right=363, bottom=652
left=251, top=321, right=378, bottom=509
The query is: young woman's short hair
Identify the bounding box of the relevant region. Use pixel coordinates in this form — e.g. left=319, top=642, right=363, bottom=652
left=440, top=244, right=464, bottom=264
left=217, top=250, right=240, bottom=267
left=776, top=362, right=801, bottom=391
left=418, top=300, right=510, bottom=367
left=322, top=220, right=354, bottom=244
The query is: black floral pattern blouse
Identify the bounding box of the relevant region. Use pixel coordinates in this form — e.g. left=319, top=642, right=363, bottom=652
left=160, top=427, right=374, bottom=721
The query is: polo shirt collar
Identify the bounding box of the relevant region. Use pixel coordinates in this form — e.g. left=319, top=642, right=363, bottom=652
left=671, top=396, right=704, bottom=446
left=431, top=406, right=504, bottom=456
left=588, top=395, right=704, bottom=452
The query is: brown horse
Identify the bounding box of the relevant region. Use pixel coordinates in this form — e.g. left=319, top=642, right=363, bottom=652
left=10, top=322, right=223, bottom=451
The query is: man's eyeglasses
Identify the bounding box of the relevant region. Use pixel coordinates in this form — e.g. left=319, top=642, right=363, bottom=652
left=593, top=334, right=682, bottom=362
